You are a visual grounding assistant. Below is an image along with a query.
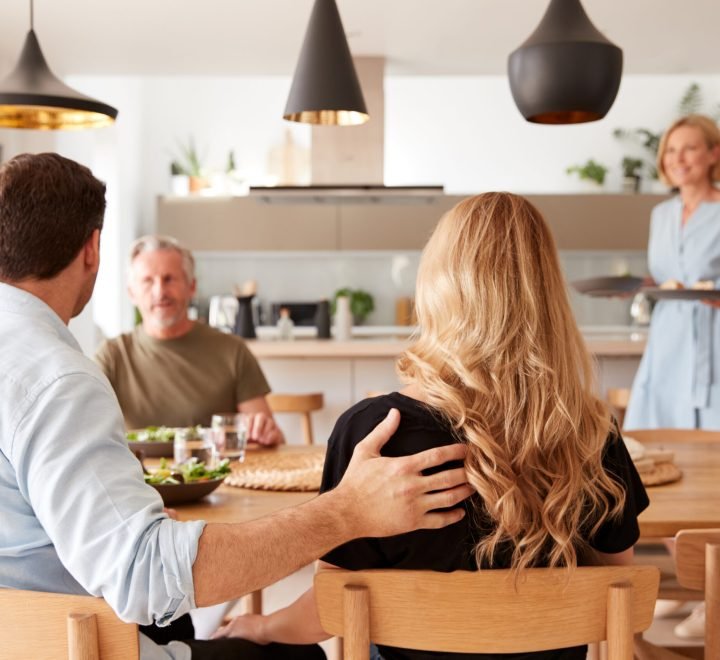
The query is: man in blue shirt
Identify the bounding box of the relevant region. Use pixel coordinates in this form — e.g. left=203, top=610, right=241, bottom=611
left=0, top=153, right=472, bottom=660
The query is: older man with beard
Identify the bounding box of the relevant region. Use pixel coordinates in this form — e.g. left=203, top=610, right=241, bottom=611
left=96, top=235, right=283, bottom=446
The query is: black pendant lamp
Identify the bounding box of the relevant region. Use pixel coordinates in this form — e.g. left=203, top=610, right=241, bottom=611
left=283, top=0, right=368, bottom=126
left=0, top=0, right=118, bottom=130
left=508, top=0, right=622, bottom=124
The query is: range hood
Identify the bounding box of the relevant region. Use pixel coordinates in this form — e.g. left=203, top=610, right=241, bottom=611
left=258, top=57, right=443, bottom=202
left=249, top=184, right=445, bottom=204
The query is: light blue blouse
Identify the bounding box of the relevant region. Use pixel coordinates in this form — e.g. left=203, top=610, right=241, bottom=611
left=625, top=197, right=720, bottom=429
left=0, top=284, right=205, bottom=660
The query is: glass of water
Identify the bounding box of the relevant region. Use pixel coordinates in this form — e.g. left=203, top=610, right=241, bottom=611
left=173, top=427, right=214, bottom=466
left=210, top=413, right=247, bottom=461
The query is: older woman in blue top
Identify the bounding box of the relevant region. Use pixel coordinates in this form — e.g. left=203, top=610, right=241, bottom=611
left=626, top=114, right=720, bottom=430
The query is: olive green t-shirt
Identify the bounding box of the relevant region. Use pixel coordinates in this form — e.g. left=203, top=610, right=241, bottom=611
left=95, top=323, right=270, bottom=429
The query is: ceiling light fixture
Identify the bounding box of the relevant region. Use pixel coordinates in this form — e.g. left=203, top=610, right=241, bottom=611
left=0, top=0, right=118, bottom=130
left=283, top=0, right=368, bottom=126
left=508, top=0, right=622, bottom=124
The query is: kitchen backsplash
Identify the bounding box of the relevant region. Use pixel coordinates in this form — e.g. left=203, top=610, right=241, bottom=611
left=193, top=250, right=649, bottom=327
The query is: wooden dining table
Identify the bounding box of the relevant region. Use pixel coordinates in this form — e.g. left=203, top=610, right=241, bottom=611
left=635, top=440, right=719, bottom=538
left=173, top=445, right=319, bottom=524
left=171, top=440, right=720, bottom=540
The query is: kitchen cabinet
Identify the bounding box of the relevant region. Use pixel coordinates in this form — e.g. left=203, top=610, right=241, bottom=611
left=157, top=196, right=338, bottom=251
left=339, top=198, right=458, bottom=249
left=249, top=335, right=644, bottom=445
left=157, top=193, right=667, bottom=252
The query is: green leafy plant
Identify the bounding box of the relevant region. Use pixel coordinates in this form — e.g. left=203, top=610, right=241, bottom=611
left=612, top=127, right=660, bottom=179
left=332, top=288, right=375, bottom=323
left=171, top=137, right=205, bottom=177
left=566, top=159, right=608, bottom=185
left=621, top=157, right=643, bottom=179
left=226, top=149, right=237, bottom=174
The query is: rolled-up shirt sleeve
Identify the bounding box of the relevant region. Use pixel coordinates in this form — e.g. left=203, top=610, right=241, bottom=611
left=9, top=371, right=205, bottom=626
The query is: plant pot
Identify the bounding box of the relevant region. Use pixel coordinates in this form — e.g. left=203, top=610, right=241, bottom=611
left=574, top=179, right=605, bottom=193
left=621, top=176, right=641, bottom=194
left=170, top=175, right=190, bottom=196
left=188, top=175, right=209, bottom=193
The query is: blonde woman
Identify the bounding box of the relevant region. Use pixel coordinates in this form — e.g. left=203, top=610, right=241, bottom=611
left=214, top=193, right=649, bottom=660
left=624, top=115, right=720, bottom=638
left=626, top=114, right=720, bottom=431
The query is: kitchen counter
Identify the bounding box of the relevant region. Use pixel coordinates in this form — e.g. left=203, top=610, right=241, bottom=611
left=249, top=326, right=647, bottom=444
left=246, top=326, right=648, bottom=359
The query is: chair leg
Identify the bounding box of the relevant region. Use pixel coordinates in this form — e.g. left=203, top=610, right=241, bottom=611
left=67, top=612, right=100, bottom=660
left=607, top=582, right=633, bottom=660
left=243, top=589, right=263, bottom=614
left=343, top=585, right=369, bottom=660
left=301, top=413, right=314, bottom=445
left=707, top=543, right=720, bottom=659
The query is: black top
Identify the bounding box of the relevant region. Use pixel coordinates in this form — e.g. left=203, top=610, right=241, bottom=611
left=320, top=392, right=650, bottom=660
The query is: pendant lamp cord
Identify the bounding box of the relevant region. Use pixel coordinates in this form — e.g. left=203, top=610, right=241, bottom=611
left=30, top=0, right=34, bottom=30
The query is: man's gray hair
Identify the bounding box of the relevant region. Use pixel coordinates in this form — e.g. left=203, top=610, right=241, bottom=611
left=129, top=234, right=196, bottom=282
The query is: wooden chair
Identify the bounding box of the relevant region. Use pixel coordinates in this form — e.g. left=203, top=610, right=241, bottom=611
left=267, top=393, right=324, bottom=445
left=314, top=566, right=659, bottom=660
left=607, top=388, right=631, bottom=429
left=674, top=528, right=720, bottom=658
left=0, top=589, right=138, bottom=660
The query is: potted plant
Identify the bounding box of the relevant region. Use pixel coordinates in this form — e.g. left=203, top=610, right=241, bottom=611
left=566, top=159, right=608, bottom=189
left=621, top=156, right=643, bottom=193
left=332, top=288, right=375, bottom=325
left=171, top=137, right=208, bottom=193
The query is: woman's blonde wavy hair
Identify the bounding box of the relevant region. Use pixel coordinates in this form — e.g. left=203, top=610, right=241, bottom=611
left=398, top=192, right=625, bottom=572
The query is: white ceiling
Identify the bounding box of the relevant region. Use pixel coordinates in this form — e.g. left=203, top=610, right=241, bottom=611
left=0, top=0, right=715, bottom=77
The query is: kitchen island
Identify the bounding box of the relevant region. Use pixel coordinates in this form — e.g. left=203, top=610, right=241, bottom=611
left=247, top=327, right=647, bottom=444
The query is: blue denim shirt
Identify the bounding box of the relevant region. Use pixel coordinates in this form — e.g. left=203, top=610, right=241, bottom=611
left=0, top=284, right=205, bottom=659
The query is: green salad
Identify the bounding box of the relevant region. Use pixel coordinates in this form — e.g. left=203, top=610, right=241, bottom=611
left=127, top=425, right=201, bottom=443
left=144, top=457, right=231, bottom=485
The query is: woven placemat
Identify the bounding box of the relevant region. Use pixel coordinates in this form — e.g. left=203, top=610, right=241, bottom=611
left=640, top=462, right=682, bottom=487
left=226, top=446, right=326, bottom=492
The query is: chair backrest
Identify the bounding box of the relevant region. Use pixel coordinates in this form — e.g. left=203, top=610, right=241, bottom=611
left=314, top=566, right=659, bottom=660
left=607, top=388, right=631, bottom=428
left=266, top=393, right=324, bottom=445
left=674, top=528, right=720, bottom=658
left=622, top=428, right=720, bottom=444
left=0, top=589, right=138, bottom=660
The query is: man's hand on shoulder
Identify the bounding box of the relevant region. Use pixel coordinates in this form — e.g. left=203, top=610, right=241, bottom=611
left=332, top=408, right=473, bottom=539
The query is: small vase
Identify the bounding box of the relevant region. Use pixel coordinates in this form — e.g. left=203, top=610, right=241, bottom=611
left=188, top=175, right=209, bottom=193
left=621, top=176, right=641, bottom=194
left=334, top=296, right=352, bottom=341
left=575, top=179, right=604, bottom=193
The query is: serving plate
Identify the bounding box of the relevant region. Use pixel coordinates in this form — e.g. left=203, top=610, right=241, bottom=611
left=127, top=440, right=174, bottom=458
left=150, top=477, right=226, bottom=505
left=644, top=288, right=720, bottom=301
left=571, top=276, right=644, bottom=297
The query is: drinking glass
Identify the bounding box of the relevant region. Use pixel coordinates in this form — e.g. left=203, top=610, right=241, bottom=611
left=211, top=413, right=247, bottom=461
left=173, top=427, right=214, bottom=466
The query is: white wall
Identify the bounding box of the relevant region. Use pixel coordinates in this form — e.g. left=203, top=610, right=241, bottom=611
left=384, top=74, right=720, bottom=192
left=4, top=72, right=720, bottom=341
